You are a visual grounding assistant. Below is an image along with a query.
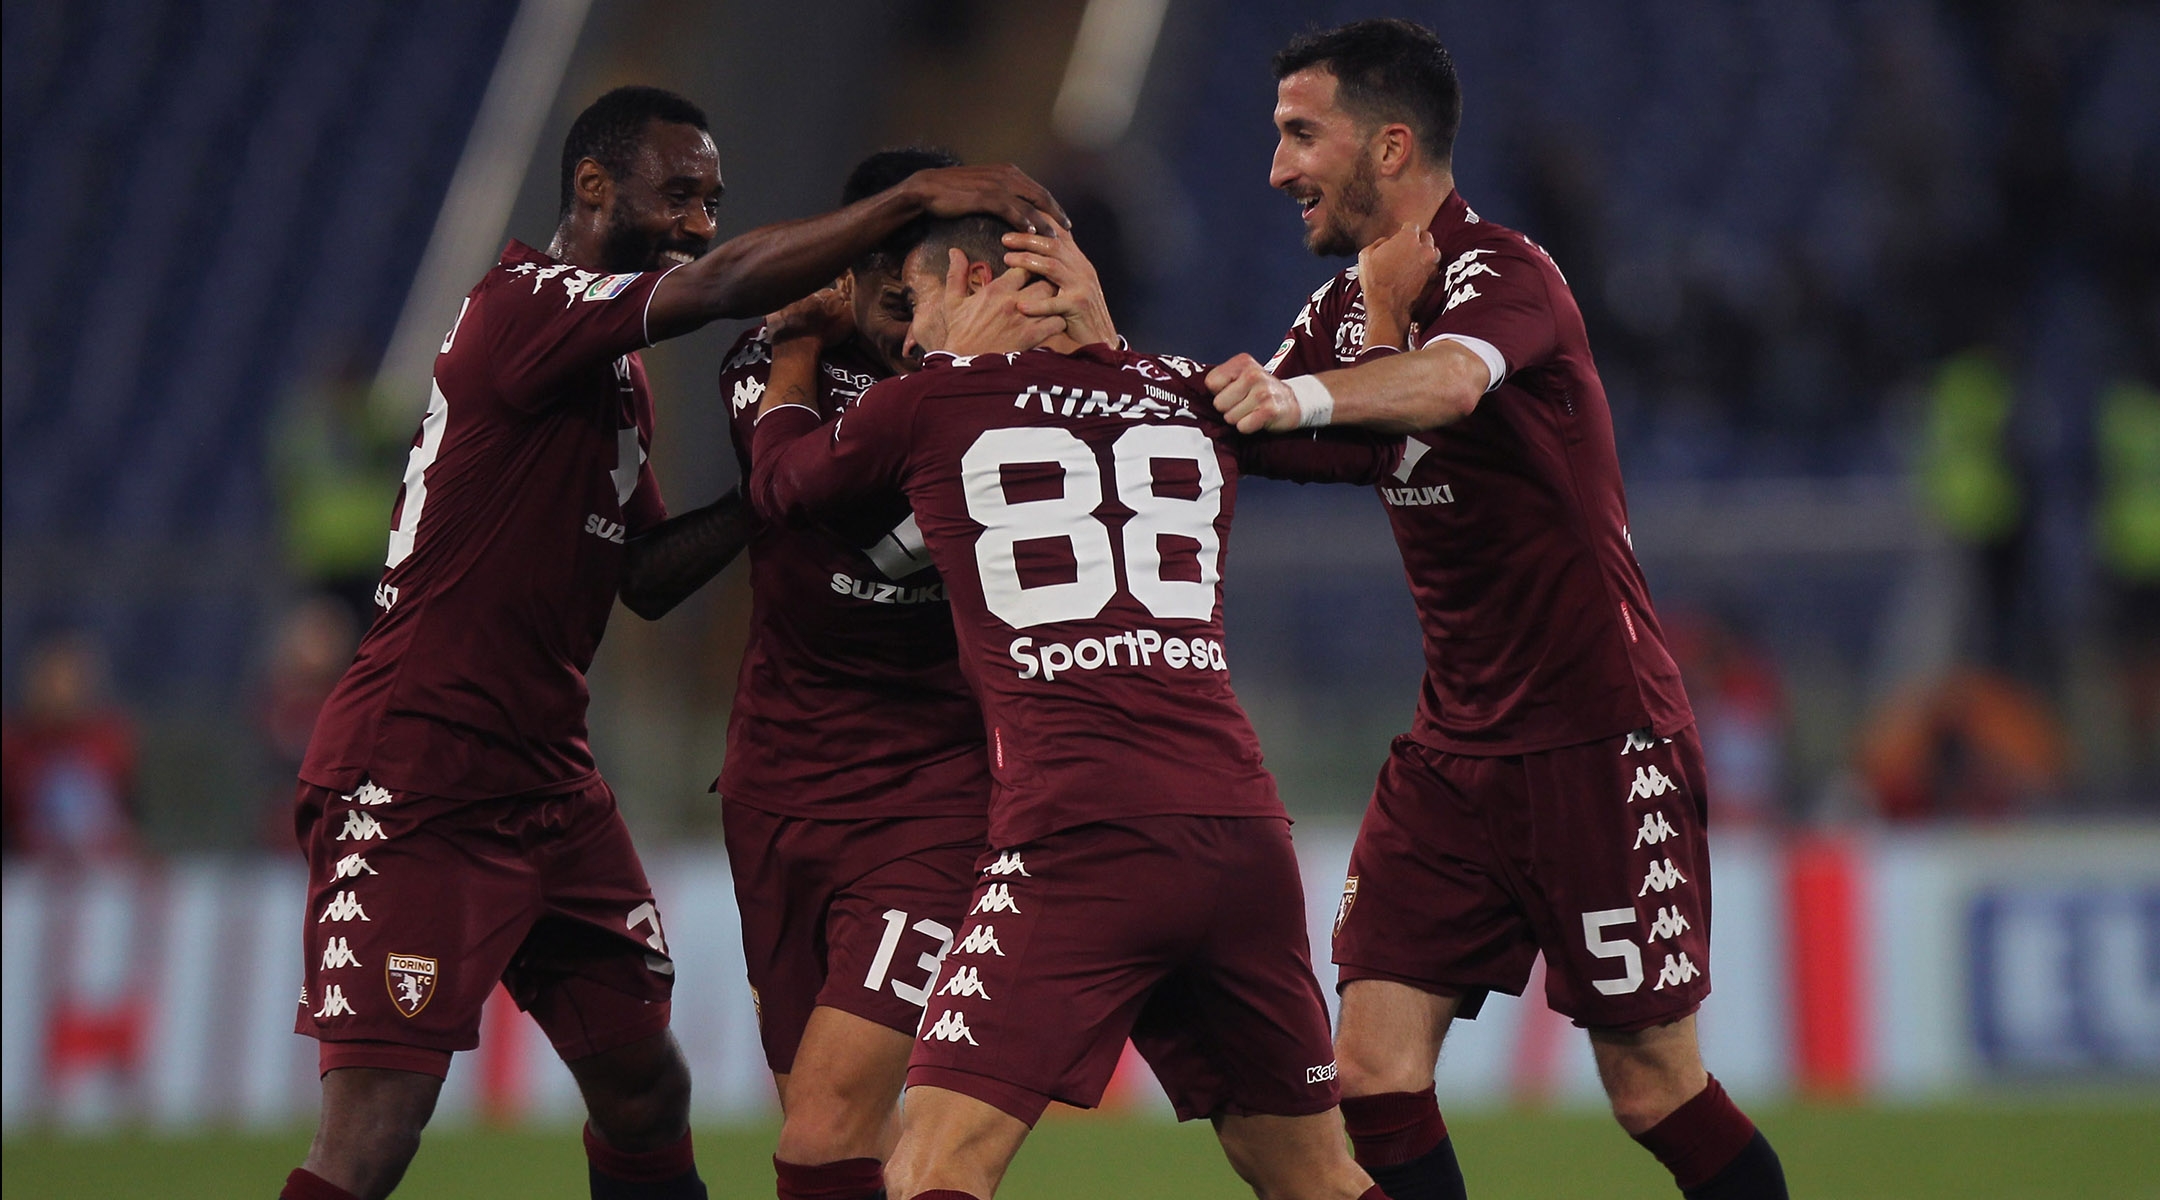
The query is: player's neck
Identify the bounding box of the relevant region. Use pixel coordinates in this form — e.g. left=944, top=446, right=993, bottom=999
left=1377, top=168, right=1456, bottom=236
left=543, top=221, right=606, bottom=272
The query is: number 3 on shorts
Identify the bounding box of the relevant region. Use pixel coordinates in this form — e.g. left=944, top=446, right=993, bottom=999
left=1581, top=908, right=1643, bottom=995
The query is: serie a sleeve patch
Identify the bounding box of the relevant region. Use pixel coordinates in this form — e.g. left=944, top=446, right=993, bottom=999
left=582, top=272, right=641, bottom=302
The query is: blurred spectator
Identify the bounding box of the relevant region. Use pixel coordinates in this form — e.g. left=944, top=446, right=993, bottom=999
left=1666, top=610, right=1790, bottom=827
left=1858, top=669, right=2068, bottom=822
left=2093, top=378, right=2160, bottom=788
left=253, top=597, right=360, bottom=847
left=1915, top=348, right=2038, bottom=680
left=1, top=632, right=140, bottom=858
left=269, top=350, right=406, bottom=625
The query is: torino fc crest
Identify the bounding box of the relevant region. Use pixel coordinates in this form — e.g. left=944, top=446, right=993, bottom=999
left=1335, top=875, right=1359, bottom=935
left=386, top=954, right=438, bottom=1018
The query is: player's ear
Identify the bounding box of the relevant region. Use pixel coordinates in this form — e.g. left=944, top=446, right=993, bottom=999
left=574, top=156, right=613, bottom=211
left=1374, top=123, right=1416, bottom=178
left=965, top=260, right=997, bottom=294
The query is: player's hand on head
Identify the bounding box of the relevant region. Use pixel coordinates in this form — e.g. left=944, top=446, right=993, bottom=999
left=908, top=165, right=1071, bottom=235
left=765, top=275, right=856, bottom=349
left=1206, top=354, right=1302, bottom=434
left=1357, top=222, right=1440, bottom=351
left=940, top=249, right=1063, bottom=357
left=1002, top=228, right=1120, bottom=348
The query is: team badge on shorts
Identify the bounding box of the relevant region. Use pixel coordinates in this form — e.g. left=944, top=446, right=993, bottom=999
left=1335, top=875, right=1359, bottom=935
left=385, top=954, right=438, bottom=1018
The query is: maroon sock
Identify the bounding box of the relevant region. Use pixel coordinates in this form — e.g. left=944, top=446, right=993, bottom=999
left=279, top=1169, right=360, bottom=1200
left=773, top=1155, right=884, bottom=1200
left=1359, top=1189, right=1390, bottom=1200
left=1339, top=1087, right=1448, bottom=1167
left=1631, top=1076, right=1759, bottom=1190
left=1339, top=1088, right=1465, bottom=1200
left=584, top=1125, right=706, bottom=1199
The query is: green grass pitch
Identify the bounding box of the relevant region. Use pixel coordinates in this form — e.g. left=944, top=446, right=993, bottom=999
left=6, top=1103, right=2157, bottom=1198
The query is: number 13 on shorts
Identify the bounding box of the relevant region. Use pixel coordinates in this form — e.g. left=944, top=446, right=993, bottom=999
left=864, top=908, right=955, bottom=1006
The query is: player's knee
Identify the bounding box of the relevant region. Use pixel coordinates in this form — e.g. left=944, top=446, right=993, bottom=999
left=1332, top=1036, right=1426, bottom=1098
left=1601, top=1067, right=1697, bottom=1134
left=585, top=1044, right=692, bottom=1148
left=776, top=1080, right=893, bottom=1161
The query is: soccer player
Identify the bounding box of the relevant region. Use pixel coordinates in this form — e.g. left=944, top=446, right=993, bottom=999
left=713, top=146, right=1119, bottom=1200
left=749, top=215, right=1398, bottom=1200
left=282, top=86, right=1065, bottom=1200
left=1205, top=21, right=1789, bottom=1200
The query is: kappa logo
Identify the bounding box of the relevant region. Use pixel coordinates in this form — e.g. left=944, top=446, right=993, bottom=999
left=1653, top=952, right=1701, bottom=991
left=1633, top=811, right=1679, bottom=849
left=730, top=375, right=765, bottom=414
left=984, top=852, right=1030, bottom=878
left=312, top=985, right=355, bottom=1019
left=1335, top=875, right=1359, bottom=936
left=938, top=965, right=992, bottom=1000
left=955, top=925, right=1006, bottom=956
left=1638, top=859, right=1689, bottom=896
left=1621, top=729, right=1672, bottom=755
left=1647, top=905, right=1691, bottom=943
left=333, top=853, right=378, bottom=880
left=320, top=937, right=362, bottom=970
left=386, top=954, right=438, bottom=1018
left=1629, top=766, right=1677, bottom=802
left=1441, top=248, right=1501, bottom=314
left=971, top=884, right=1021, bottom=916
left=922, top=1009, right=978, bottom=1045
left=1306, top=1061, right=1338, bottom=1084
left=346, top=783, right=394, bottom=806
left=337, top=811, right=387, bottom=841
left=320, top=891, right=370, bottom=923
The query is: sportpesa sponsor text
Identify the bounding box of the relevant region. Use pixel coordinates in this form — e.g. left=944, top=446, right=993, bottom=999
left=1008, top=629, right=1228, bottom=681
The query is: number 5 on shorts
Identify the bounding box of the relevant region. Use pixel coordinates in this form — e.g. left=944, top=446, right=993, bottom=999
left=1581, top=908, right=1643, bottom=995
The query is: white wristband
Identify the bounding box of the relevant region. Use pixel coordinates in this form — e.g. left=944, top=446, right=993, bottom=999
left=1284, top=373, right=1336, bottom=428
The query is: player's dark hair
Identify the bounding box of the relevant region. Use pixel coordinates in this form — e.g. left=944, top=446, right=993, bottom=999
left=910, top=214, right=1018, bottom=275
left=842, top=146, right=962, bottom=275
left=558, top=85, right=709, bottom=216
left=1273, top=19, right=1461, bottom=165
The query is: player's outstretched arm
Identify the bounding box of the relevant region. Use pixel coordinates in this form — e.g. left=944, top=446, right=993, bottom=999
left=646, top=166, right=1069, bottom=342
left=1206, top=341, right=1491, bottom=436
left=619, top=490, right=756, bottom=620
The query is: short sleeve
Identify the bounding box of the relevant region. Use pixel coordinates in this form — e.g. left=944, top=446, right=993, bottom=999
left=476, top=263, right=678, bottom=410
left=1267, top=274, right=1350, bottom=379
left=1413, top=241, right=1558, bottom=388
left=717, top=328, right=776, bottom=478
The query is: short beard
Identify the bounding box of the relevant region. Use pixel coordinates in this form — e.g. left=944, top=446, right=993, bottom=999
left=1308, top=149, right=1382, bottom=258
left=596, top=202, right=707, bottom=274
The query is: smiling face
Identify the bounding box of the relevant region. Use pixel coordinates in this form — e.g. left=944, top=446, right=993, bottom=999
left=849, top=264, right=918, bottom=374
left=1270, top=68, right=1386, bottom=258
left=592, top=119, right=724, bottom=274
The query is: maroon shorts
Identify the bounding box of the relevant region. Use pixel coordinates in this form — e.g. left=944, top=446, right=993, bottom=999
left=293, top=778, right=675, bottom=1078
left=722, top=802, right=986, bottom=1073
left=907, top=816, right=1341, bottom=1126
left=1333, top=727, right=1714, bottom=1031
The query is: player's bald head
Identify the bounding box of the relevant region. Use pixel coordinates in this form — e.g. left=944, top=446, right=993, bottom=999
left=1274, top=19, right=1461, bottom=166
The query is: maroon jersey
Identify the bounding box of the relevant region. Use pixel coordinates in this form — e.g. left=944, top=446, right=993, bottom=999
left=302, top=241, right=670, bottom=800
left=1269, top=191, right=1692, bottom=755
left=750, top=344, right=1397, bottom=846
left=716, top=329, right=989, bottom=820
